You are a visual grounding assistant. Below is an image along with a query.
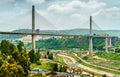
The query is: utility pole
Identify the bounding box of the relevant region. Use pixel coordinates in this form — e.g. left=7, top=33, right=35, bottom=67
left=32, top=5, right=35, bottom=50
left=89, top=16, right=93, bottom=56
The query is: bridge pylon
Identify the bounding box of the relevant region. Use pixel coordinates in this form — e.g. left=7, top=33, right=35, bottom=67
left=89, top=16, right=93, bottom=56
left=32, top=5, right=36, bottom=50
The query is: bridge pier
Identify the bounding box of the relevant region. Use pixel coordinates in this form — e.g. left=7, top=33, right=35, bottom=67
left=89, top=36, right=93, bottom=56
left=32, top=5, right=36, bottom=50
left=105, top=34, right=108, bottom=52
left=105, top=34, right=113, bottom=52
left=109, top=37, right=112, bottom=47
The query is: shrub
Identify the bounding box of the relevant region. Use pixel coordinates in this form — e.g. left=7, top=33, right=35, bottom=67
left=83, top=56, right=89, bottom=60
left=36, top=61, right=41, bottom=65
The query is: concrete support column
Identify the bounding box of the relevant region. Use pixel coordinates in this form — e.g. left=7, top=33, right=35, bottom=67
left=32, top=35, right=35, bottom=50
left=89, top=36, right=93, bottom=56
left=105, top=34, right=108, bottom=52
left=32, top=5, right=35, bottom=50
left=109, top=37, right=112, bottom=47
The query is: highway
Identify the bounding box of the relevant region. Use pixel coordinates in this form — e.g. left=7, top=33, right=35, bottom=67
left=58, top=54, right=120, bottom=77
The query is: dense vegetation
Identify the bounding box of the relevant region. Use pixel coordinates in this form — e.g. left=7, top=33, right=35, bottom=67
left=0, top=40, right=69, bottom=77
left=115, top=47, right=120, bottom=53
left=26, top=36, right=107, bottom=50
left=31, top=61, right=67, bottom=72
left=0, top=40, right=31, bottom=77
left=96, top=52, right=120, bottom=60
left=0, top=40, right=42, bottom=77
left=0, top=36, right=120, bottom=76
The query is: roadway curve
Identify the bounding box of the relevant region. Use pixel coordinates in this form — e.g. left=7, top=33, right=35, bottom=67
left=58, top=54, right=120, bottom=77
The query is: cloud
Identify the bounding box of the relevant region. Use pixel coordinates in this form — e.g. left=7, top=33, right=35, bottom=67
left=47, top=0, right=106, bottom=19
left=47, top=0, right=106, bottom=14
left=1, top=0, right=119, bottom=30
left=92, top=9, right=103, bottom=16
left=38, top=0, right=107, bottom=30
left=99, top=7, right=120, bottom=19
left=26, top=0, right=45, bottom=4
left=0, top=0, right=15, bottom=4
left=71, top=13, right=87, bottom=22
left=47, top=4, right=74, bottom=14
left=69, top=0, right=106, bottom=9
left=92, top=6, right=120, bottom=30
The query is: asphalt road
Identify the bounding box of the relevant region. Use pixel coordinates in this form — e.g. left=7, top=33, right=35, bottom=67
left=58, top=54, right=120, bottom=77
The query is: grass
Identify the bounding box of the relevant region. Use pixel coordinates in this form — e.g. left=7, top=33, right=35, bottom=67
left=84, top=55, right=120, bottom=70
left=96, top=52, right=120, bottom=60
left=83, top=56, right=100, bottom=61
left=94, top=52, right=120, bottom=70
left=30, top=60, right=53, bottom=71
left=54, top=55, right=66, bottom=65
left=68, top=54, right=120, bottom=75
left=29, top=74, right=46, bottom=77
left=95, top=60, right=120, bottom=70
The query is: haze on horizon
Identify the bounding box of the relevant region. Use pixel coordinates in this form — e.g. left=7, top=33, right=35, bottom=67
left=0, top=0, right=120, bottom=31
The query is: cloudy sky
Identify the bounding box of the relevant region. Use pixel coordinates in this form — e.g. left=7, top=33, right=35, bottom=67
left=0, top=0, right=120, bottom=31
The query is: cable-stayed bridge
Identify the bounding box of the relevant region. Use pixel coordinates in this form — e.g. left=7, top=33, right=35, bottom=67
left=0, top=5, right=117, bottom=56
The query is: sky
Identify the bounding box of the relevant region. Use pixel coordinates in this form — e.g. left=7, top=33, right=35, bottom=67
left=0, top=0, right=120, bottom=31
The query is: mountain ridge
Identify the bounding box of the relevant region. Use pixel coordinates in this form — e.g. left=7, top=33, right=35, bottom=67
left=12, top=28, right=120, bottom=36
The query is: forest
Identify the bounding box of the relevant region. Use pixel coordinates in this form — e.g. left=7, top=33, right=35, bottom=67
left=26, top=36, right=117, bottom=51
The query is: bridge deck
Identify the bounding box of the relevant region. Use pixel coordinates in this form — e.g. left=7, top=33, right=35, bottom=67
left=0, top=31, right=117, bottom=38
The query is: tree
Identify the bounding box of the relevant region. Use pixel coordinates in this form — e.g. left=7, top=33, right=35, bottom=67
left=50, top=63, right=58, bottom=71
left=0, top=63, right=24, bottom=77
left=102, top=74, right=107, bottom=77
left=18, top=53, right=30, bottom=77
left=0, top=59, right=3, bottom=67
left=12, top=49, right=20, bottom=62
left=28, top=50, right=36, bottom=63
left=0, top=40, right=15, bottom=56
left=17, top=41, right=24, bottom=52
left=47, top=51, right=50, bottom=55
left=53, top=63, right=58, bottom=71
left=0, top=40, right=10, bottom=56
left=12, top=50, right=30, bottom=77
left=0, top=40, right=30, bottom=77
left=48, top=53, right=53, bottom=60
left=115, top=48, right=120, bottom=53
left=8, top=56, right=15, bottom=64
left=28, top=50, right=40, bottom=63
left=35, top=52, right=40, bottom=61
left=9, top=43, right=16, bottom=54
left=60, top=66, right=67, bottom=72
